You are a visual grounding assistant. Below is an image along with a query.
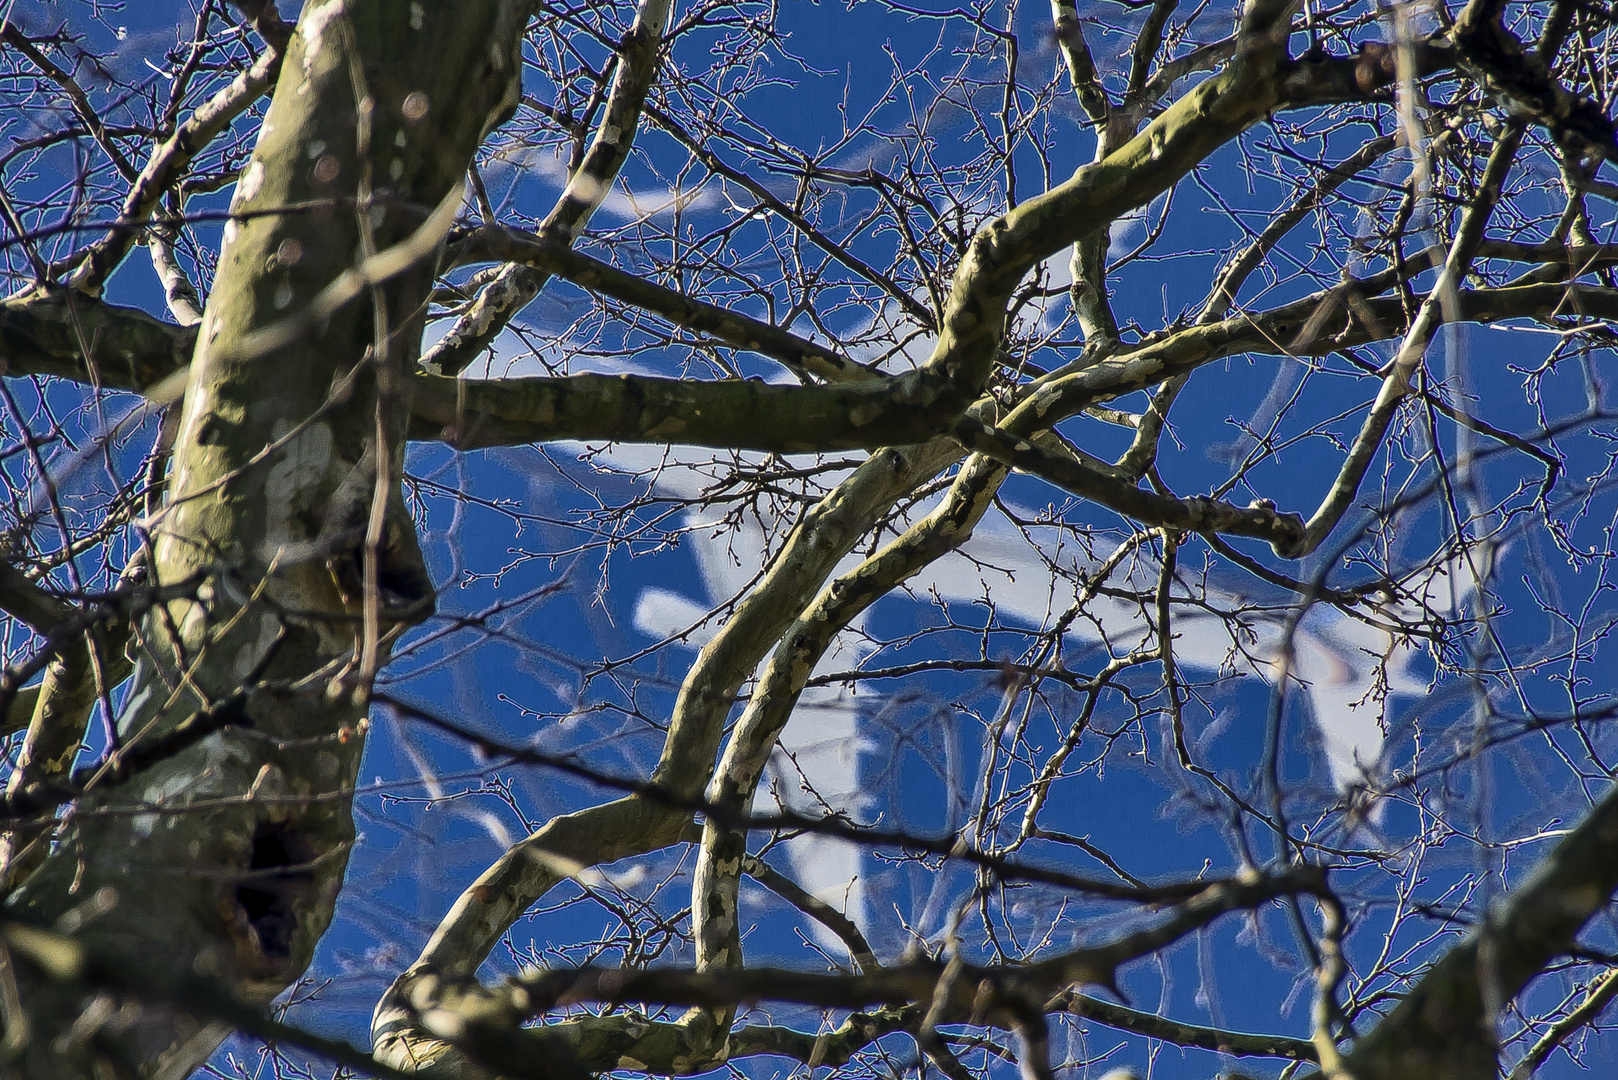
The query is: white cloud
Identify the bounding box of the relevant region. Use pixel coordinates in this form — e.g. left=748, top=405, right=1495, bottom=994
left=505, top=145, right=723, bottom=223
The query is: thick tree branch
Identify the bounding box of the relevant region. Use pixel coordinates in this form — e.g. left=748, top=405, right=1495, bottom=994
left=228, top=0, right=294, bottom=53
left=1450, top=7, right=1618, bottom=157
left=388, top=866, right=1325, bottom=1076
left=410, top=368, right=966, bottom=452
left=0, top=290, right=198, bottom=392
left=1051, top=1, right=1114, bottom=127
left=373, top=434, right=972, bottom=1073
left=690, top=448, right=1009, bottom=1039
left=0, top=914, right=423, bottom=1080
left=0, top=561, right=71, bottom=634
left=1339, top=781, right=1618, bottom=1079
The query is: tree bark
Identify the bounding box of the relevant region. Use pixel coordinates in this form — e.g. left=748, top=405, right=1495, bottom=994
left=2, top=2, right=528, bottom=1076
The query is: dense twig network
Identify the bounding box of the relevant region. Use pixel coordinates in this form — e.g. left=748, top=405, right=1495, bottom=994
left=1, top=0, right=1617, bottom=1078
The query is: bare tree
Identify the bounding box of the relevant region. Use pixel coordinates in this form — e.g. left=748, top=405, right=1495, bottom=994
left=1, top=0, right=1616, bottom=1078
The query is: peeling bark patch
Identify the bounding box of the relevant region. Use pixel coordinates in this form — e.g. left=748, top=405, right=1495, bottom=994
left=233, top=161, right=265, bottom=211
left=300, top=0, right=346, bottom=84
left=262, top=420, right=334, bottom=553
left=236, top=820, right=314, bottom=961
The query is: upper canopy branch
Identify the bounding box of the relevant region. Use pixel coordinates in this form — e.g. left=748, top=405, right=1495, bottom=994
left=1026, top=279, right=1618, bottom=428
left=952, top=414, right=1307, bottom=554
left=1451, top=0, right=1618, bottom=158
left=0, top=560, right=72, bottom=636
left=446, top=226, right=883, bottom=385
left=420, top=0, right=672, bottom=377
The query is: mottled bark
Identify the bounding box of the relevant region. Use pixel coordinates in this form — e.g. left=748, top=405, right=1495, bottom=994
left=412, top=368, right=966, bottom=452
left=2, top=2, right=528, bottom=1076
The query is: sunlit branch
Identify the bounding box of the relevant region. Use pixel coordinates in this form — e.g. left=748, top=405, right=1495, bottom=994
left=1050, top=1, right=1114, bottom=128
left=451, top=226, right=883, bottom=384
left=420, top=0, right=671, bottom=377
left=906, top=0, right=1301, bottom=401
left=1296, top=125, right=1525, bottom=556
left=0, top=612, right=129, bottom=888
left=63, top=34, right=283, bottom=292
left=690, top=448, right=1010, bottom=1036
left=1022, top=279, right=1618, bottom=439
left=374, top=431, right=972, bottom=1072
left=146, top=225, right=204, bottom=327
left=411, top=367, right=966, bottom=452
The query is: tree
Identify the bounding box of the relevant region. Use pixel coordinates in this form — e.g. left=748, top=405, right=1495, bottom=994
left=0, top=0, right=1615, bottom=1076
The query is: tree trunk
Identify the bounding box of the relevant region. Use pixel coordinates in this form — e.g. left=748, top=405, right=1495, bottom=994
left=3, top=2, right=527, bottom=1075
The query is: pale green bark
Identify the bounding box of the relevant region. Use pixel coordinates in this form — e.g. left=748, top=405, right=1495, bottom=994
left=412, top=368, right=965, bottom=452
left=2, top=2, right=527, bottom=1075
left=691, top=449, right=1011, bottom=1013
